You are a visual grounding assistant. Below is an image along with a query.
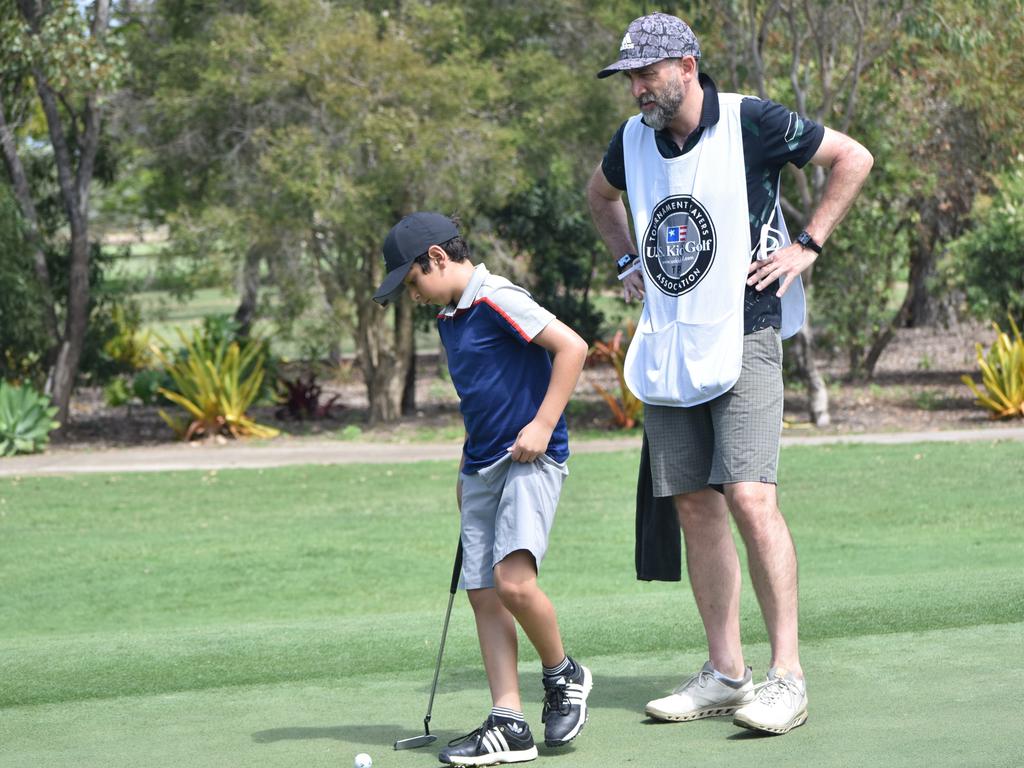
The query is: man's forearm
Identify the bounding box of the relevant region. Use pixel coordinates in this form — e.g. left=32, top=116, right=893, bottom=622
left=587, top=179, right=635, bottom=259
left=804, top=139, right=874, bottom=244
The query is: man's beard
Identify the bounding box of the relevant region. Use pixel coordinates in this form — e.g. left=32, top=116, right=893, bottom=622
left=638, top=78, right=684, bottom=131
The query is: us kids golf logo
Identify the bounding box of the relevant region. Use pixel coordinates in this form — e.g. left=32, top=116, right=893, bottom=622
left=642, top=194, right=717, bottom=296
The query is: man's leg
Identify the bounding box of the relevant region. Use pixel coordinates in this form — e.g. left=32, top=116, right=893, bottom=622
left=674, top=488, right=745, bottom=679
left=727, top=480, right=808, bottom=734
left=724, top=481, right=801, bottom=677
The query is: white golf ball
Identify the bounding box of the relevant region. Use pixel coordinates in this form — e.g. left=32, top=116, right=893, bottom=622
left=354, top=753, right=372, bottom=768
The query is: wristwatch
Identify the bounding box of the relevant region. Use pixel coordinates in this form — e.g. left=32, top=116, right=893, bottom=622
left=795, top=230, right=822, bottom=254
left=616, top=253, right=642, bottom=280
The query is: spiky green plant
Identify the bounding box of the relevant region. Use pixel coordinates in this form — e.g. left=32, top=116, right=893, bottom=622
left=588, top=320, right=643, bottom=429
left=0, top=381, right=60, bottom=456
left=150, top=328, right=279, bottom=441
left=962, top=316, right=1024, bottom=419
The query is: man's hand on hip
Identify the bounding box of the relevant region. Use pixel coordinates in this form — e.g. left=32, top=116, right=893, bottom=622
left=747, top=244, right=817, bottom=298
left=622, top=271, right=645, bottom=302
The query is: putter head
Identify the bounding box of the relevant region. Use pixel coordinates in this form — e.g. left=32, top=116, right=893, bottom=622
left=394, top=733, right=437, bottom=750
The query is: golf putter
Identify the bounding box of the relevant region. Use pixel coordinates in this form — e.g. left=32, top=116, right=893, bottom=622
left=394, top=538, right=463, bottom=750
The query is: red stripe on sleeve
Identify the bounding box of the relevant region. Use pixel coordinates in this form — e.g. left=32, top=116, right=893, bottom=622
left=475, top=298, right=532, bottom=342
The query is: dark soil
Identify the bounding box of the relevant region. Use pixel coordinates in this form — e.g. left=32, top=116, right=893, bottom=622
left=53, top=322, right=1008, bottom=450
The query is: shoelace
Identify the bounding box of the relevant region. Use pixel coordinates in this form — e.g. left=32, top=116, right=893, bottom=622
left=754, top=676, right=802, bottom=706
left=673, top=668, right=713, bottom=694
left=447, top=723, right=485, bottom=748
left=543, top=680, right=571, bottom=717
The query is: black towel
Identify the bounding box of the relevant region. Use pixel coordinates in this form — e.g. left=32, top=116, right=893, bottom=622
left=634, top=431, right=683, bottom=582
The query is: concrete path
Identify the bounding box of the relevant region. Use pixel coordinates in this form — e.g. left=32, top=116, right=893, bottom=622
left=2, top=426, right=1023, bottom=478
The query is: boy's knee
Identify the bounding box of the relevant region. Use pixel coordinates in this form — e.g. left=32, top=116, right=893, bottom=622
left=466, top=586, right=499, bottom=613
left=493, top=559, right=539, bottom=611
left=494, top=579, right=529, bottom=611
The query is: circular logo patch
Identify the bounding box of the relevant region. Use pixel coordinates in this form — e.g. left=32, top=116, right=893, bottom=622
left=642, top=195, right=716, bottom=296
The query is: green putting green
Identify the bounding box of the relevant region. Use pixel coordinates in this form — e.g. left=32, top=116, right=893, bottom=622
left=1, top=440, right=1022, bottom=767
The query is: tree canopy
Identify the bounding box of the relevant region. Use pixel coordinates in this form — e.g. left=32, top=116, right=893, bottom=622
left=2, top=0, right=1022, bottom=424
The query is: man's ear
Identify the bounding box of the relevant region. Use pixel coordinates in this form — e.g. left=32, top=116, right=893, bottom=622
left=678, top=55, right=697, bottom=80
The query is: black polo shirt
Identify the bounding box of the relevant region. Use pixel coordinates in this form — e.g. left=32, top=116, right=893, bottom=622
left=601, top=73, right=825, bottom=334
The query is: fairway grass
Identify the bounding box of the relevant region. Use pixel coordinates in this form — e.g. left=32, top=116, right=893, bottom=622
left=2, top=441, right=1022, bottom=767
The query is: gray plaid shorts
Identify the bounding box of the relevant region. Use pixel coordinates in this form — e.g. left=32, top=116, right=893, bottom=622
left=644, top=327, right=783, bottom=497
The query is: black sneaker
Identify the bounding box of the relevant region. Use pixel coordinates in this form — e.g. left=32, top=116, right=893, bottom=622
left=541, top=657, right=593, bottom=747
left=438, top=716, right=538, bottom=766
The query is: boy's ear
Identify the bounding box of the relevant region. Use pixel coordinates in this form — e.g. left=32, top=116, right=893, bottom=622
left=427, top=244, right=448, bottom=266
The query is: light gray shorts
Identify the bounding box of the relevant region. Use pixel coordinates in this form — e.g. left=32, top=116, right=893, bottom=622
left=644, top=327, right=783, bottom=497
left=458, top=453, right=569, bottom=590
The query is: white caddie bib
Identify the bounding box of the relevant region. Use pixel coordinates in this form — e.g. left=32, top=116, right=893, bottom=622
left=622, top=94, right=805, bottom=407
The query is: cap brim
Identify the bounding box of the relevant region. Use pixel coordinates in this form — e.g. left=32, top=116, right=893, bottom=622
left=597, top=56, right=668, bottom=78
left=372, top=262, right=414, bottom=306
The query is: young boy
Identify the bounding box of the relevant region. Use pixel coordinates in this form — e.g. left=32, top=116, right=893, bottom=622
left=373, top=212, right=593, bottom=766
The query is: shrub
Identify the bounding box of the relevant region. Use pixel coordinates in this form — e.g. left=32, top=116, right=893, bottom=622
left=103, top=377, right=132, bottom=408
left=948, top=156, right=1024, bottom=322
left=150, top=327, right=279, bottom=441
left=588, top=320, right=643, bottom=430
left=962, top=317, right=1024, bottom=419
left=275, top=372, right=341, bottom=421
left=131, top=369, right=167, bottom=406
left=0, top=381, right=60, bottom=457
left=102, top=304, right=153, bottom=372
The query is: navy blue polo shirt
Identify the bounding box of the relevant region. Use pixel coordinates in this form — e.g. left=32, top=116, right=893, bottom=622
left=438, top=264, right=570, bottom=473
left=601, top=72, right=825, bottom=334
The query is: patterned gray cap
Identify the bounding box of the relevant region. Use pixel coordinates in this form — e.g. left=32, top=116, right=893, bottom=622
left=597, top=12, right=701, bottom=79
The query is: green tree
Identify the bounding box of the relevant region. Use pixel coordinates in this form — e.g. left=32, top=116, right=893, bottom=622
left=0, top=185, right=47, bottom=380
left=947, top=156, right=1024, bottom=323
left=129, top=0, right=523, bottom=422
left=710, top=0, right=916, bottom=424
left=0, top=0, right=123, bottom=422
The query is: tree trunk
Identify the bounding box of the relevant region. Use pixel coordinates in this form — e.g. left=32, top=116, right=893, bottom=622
left=790, top=319, right=831, bottom=427
left=901, top=211, right=940, bottom=328
left=234, top=244, right=262, bottom=338
left=47, top=225, right=90, bottom=423
left=401, top=330, right=416, bottom=415
left=355, top=291, right=414, bottom=425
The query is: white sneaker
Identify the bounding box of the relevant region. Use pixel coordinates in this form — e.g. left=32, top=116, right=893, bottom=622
left=645, top=661, right=754, bottom=722
left=732, top=668, right=808, bottom=734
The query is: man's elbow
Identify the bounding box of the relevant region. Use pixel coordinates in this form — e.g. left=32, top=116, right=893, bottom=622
left=854, top=142, right=874, bottom=176
left=840, top=139, right=874, bottom=179
left=585, top=176, right=605, bottom=212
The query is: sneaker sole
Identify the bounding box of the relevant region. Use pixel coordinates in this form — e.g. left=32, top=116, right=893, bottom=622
left=443, top=746, right=539, bottom=766
left=544, top=666, right=593, bottom=748
left=644, top=703, right=745, bottom=722
left=732, top=709, right=808, bottom=735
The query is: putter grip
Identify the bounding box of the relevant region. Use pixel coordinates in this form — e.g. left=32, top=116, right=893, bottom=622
left=449, top=539, right=463, bottom=594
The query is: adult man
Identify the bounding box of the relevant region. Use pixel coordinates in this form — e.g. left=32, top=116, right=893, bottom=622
left=587, top=13, right=873, bottom=735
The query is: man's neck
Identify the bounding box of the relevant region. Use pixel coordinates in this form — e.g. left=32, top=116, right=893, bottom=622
left=666, top=78, right=704, bottom=149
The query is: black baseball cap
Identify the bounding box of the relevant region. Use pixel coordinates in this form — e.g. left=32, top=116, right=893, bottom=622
left=373, top=212, right=459, bottom=306
left=597, top=12, right=701, bottom=79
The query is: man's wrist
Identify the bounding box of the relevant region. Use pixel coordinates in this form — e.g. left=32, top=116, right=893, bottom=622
left=795, top=230, right=823, bottom=254
left=616, top=253, right=641, bottom=280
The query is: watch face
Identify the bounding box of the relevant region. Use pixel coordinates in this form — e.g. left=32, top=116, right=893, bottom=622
left=797, top=231, right=819, bottom=252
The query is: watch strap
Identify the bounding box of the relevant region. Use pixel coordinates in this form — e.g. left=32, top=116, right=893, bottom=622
left=796, top=230, right=822, bottom=254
